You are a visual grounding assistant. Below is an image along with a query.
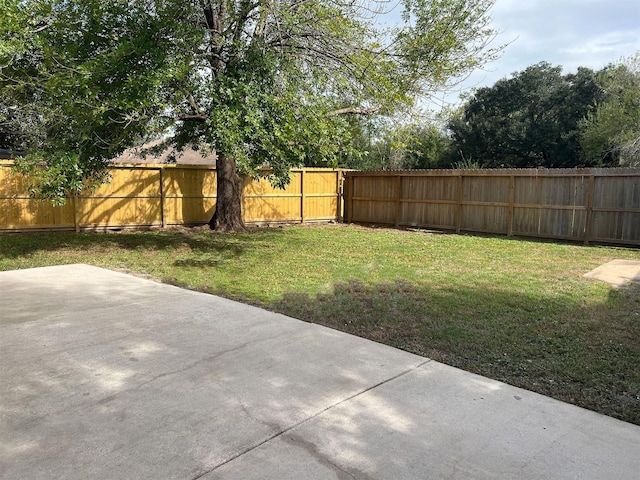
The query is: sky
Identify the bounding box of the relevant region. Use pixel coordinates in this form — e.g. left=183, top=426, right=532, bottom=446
left=435, top=0, right=640, bottom=107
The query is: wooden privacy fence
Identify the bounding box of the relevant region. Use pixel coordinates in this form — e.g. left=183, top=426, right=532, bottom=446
left=344, top=168, right=640, bottom=246
left=0, top=162, right=344, bottom=232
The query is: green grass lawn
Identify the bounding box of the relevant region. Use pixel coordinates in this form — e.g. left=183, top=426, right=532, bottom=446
left=1, top=224, right=639, bottom=424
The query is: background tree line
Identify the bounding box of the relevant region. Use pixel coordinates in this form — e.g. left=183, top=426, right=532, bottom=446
left=1, top=0, right=637, bottom=232
left=343, top=54, right=640, bottom=170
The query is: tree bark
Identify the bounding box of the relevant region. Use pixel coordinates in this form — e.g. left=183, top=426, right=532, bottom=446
left=208, top=155, right=246, bottom=231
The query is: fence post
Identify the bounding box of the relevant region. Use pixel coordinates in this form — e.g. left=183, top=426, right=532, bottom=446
left=159, top=167, right=166, bottom=228
left=507, top=175, right=515, bottom=237
left=584, top=175, right=595, bottom=245
left=455, top=174, right=463, bottom=233
left=300, top=169, right=306, bottom=224
left=347, top=174, right=354, bottom=223
left=73, top=194, right=80, bottom=233
left=394, top=175, right=402, bottom=227
left=336, top=170, right=343, bottom=222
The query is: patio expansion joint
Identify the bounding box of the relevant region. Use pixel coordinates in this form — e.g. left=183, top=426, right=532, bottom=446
left=190, top=358, right=433, bottom=480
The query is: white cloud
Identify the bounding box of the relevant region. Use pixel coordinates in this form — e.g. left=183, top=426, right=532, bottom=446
left=561, top=30, right=640, bottom=56
left=440, top=0, right=640, bottom=106
left=492, top=0, right=639, bottom=68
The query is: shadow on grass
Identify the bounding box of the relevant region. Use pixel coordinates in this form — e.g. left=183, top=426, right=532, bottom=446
left=0, top=227, right=287, bottom=261
left=270, top=278, right=640, bottom=425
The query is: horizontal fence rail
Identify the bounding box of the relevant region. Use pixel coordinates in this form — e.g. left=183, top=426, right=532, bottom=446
left=0, top=162, right=344, bottom=232
left=344, top=168, right=640, bottom=247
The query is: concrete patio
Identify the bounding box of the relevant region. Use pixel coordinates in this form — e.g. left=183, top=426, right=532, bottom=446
left=1, top=264, right=638, bottom=479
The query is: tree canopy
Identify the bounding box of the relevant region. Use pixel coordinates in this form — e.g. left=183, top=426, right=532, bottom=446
left=447, top=62, right=603, bottom=168
left=443, top=56, right=640, bottom=169
left=341, top=120, right=452, bottom=170
left=580, top=54, right=640, bottom=167
left=1, top=0, right=501, bottom=228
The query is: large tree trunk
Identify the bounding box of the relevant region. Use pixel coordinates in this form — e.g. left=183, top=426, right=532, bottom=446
left=208, top=155, right=245, bottom=231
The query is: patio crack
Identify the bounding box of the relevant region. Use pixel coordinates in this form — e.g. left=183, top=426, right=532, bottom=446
left=190, top=359, right=432, bottom=480
left=95, top=336, right=284, bottom=406
left=284, top=432, right=376, bottom=480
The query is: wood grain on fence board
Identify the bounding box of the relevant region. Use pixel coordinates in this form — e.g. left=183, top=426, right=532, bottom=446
left=344, top=168, right=640, bottom=246
left=0, top=163, right=344, bottom=231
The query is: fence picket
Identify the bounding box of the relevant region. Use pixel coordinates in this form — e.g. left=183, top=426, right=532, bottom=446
left=344, top=168, right=640, bottom=247
left=0, top=162, right=345, bottom=231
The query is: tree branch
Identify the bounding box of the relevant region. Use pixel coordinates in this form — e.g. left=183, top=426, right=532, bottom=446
left=326, top=105, right=382, bottom=116
left=187, top=92, right=206, bottom=116
left=178, top=114, right=208, bottom=122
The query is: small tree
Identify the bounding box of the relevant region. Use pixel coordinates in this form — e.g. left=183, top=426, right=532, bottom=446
left=1, top=0, right=501, bottom=230
left=343, top=122, right=451, bottom=170
left=580, top=53, right=640, bottom=167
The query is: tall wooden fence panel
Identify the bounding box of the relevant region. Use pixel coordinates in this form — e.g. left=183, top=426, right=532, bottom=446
left=0, top=162, right=344, bottom=232
left=344, top=168, right=640, bottom=246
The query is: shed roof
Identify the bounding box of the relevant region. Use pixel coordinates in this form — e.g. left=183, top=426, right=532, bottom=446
left=112, top=143, right=216, bottom=165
